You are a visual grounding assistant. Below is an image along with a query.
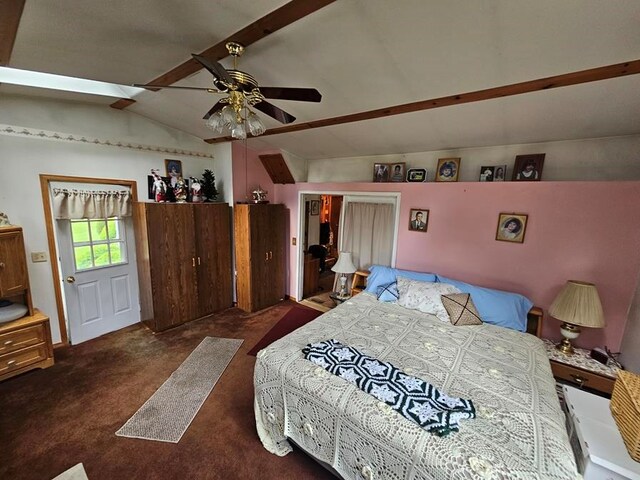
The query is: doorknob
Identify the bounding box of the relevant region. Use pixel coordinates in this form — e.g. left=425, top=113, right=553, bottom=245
left=65, top=276, right=76, bottom=284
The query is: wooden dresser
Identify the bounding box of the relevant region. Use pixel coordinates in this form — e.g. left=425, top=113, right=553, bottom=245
left=0, top=226, right=54, bottom=381
left=234, top=204, right=286, bottom=312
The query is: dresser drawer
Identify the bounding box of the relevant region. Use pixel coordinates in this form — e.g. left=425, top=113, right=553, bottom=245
left=0, top=343, right=48, bottom=376
left=550, top=361, right=615, bottom=395
left=0, top=323, right=46, bottom=355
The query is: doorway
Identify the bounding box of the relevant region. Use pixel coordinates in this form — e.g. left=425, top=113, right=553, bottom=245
left=40, top=175, right=140, bottom=346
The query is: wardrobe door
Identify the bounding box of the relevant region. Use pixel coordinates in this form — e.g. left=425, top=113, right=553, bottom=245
left=249, top=206, right=271, bottom=311
left=266, top=205, right=286, bottom=306
left=146, top=204, right=197, bottom=329
left=194, top=204, right=232, bottom=317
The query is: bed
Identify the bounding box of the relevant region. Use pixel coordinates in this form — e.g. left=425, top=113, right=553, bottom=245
left=254, top=292, right=579, bottom=480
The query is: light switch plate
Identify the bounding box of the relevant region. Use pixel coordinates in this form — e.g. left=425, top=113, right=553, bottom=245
left=31, top=251, right=48, bottom=262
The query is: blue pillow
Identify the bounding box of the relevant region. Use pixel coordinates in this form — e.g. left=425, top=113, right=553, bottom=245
left=436, top=275, right=533, bottom=332
left=376, top=281, right=399, bottom=302
left=365, top=265, right=437, bottom=294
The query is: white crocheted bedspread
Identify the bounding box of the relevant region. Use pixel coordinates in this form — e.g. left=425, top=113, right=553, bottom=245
left=254, top=293, right=580, bottom=480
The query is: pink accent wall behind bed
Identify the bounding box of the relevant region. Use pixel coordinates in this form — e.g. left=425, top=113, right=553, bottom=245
left=274, top=181, right=640, bottom=351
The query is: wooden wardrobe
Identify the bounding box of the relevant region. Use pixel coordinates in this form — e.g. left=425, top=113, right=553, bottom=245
left=234, top=204, right=286, bottom=312
left=134, top=203, right=233, bottom=332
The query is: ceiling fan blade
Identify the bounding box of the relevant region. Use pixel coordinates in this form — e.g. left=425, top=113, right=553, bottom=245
left=134, top=84, right=219, bottom=92
left=203, top=100, right=225, bottom=120
left=192, top=54, right=234, bottom=85
left=259, top=87, right=321, bottom=103
left=253, top=101, right=296, bottom=124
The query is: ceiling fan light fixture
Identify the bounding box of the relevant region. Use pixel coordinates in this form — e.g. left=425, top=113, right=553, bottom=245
left=247, top=111, right=266, bottom=136
left=231, top=123, right=247, bottom=140
left=221, top=105, right=236, bottom=126
left=205, top=111, right=224, bottom=132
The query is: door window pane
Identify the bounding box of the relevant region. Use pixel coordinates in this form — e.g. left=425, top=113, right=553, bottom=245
left=70, top=218, right=127, bottom=271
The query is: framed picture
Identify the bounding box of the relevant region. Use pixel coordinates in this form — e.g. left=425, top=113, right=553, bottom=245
left=495, top=213, right=528, bottom=243
left=512, top=154, right=545, bottom=181
left=408, top=208, right=429, bottom=232
left=310, top=200, right=320, bottom=215
left=373, top=163, right=390, bottom=182
left=435, top=157, right=460, bottom=182
left=406, top=168, right=427, bottom=182
left=390, top=162, right=406, bottom=182
left=479, top=165, right=507, bottom=182
left=165, top=159, right=183, bottom=188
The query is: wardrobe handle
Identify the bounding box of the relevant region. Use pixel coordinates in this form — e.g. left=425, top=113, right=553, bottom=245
left=197, top=257, right=201, bottom=266
left=269, top=251, right=273, bottom=260
left=265, top=252, right=269, bottom=261
left=192, top=257, right=196, bottom=267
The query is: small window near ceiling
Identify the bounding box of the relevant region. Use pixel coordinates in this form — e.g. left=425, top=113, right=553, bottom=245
left=70, top=218, right=127, bottom=271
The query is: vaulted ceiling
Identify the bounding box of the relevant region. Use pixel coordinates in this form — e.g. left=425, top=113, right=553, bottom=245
left=3, top=0, right=640, bottom=159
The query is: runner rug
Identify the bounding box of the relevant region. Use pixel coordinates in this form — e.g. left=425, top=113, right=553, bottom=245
left=116, top=337, right=243, bottom=443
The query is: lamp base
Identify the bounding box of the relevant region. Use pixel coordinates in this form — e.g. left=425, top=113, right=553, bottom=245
left=556, top=322, right=581, bottom=355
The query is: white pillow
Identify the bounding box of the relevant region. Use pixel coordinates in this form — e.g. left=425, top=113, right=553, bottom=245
left=396, top=277, right=461, bottom=322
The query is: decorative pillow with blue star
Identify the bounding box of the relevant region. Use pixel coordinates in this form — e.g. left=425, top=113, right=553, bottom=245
left=376, top=281, right=399, bottom=303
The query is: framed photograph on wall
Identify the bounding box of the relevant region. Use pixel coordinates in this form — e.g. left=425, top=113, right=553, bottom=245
left=310, top=200, right=320, bottom=215
left=479, top=165, right=507, bottom=182
left=407, top=168, right=427, bottom=182
left=165, top=159, right=183, bottom=188
left=408, top=208, right=429, bottom=232
left=495, top=213, right=528, bottom=243
left=390, top=162, right=406, bottom=182
left=435, top=157, right=460, bottom=182
left=513, top=154, right=545, bottom=181
left=373, top=163, right=390, bottom=182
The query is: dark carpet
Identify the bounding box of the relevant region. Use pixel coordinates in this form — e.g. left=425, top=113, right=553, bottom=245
left=0, top=302, right=334, bottom=480
left=247, top=306, right=322, bottom=356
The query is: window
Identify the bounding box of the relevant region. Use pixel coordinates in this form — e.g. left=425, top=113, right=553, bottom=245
left=70, top=218, right=127, bottom=271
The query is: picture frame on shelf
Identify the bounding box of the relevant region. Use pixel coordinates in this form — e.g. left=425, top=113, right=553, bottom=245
left=495, top=213, right=528, bottom=243
left=513, top=154, right=545, bottom=181
left=408, top=208, right=429, bottom=232
left=310, top=200, right=320, bottom=215
left=165, top=159, right=183, bottom=188
left=435, top=158, right=460, bottom=182
left=390, top=162, right=406, bottom=182
left=406, top=168, right=427, bottom=182
left=373, top=163, right=390, bottom=182
left=479, top=165, right=507, bottom=182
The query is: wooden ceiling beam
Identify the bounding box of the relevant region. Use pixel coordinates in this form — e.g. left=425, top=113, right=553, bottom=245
left=0, top=0, right=26, bottom=66
left=110, top=0, right=336, bottom=110
left=204, top=59, right=640, bottom=144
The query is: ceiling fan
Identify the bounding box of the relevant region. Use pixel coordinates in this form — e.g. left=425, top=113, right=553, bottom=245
left=134, top=42, right=322, bottom=139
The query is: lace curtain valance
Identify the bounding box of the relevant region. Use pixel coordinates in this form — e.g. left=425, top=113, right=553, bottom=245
left=52, top=188, right=132, bottom=219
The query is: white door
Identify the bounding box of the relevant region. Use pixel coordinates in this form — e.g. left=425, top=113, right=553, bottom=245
left=57, top=216, right=140, bottom=344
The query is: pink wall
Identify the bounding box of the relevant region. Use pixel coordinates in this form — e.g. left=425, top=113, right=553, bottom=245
left=231, top=143, right=275, bottom=203
left=274, top=181, right=640, bottom=351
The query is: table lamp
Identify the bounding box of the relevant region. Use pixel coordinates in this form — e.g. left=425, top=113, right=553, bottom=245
left=548, top=280, right=605, bottom=355
left=331, top=252, right=357, bottom=300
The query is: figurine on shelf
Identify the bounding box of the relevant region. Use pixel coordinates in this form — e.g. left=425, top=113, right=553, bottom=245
left=251, top=186, right=269, bottom=204
left=190, top=177, right=203, bottom=203
left=151, top=169, right=167, bottom=203
left=174, top=177, right=188, bottom=203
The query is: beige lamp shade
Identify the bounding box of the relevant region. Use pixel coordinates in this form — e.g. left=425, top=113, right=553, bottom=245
left=331, top=252, right=357, bottom=274
left=549, top=280, right=605, bottom=328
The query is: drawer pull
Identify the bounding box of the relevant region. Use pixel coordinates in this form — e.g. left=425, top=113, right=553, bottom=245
left=0, top=262, right=5, bottom=269
left=7, top=360, right=16, bottom=366
left=4, top=340, right=13, bottom=346
left=570, top=374, right=588, bottom=385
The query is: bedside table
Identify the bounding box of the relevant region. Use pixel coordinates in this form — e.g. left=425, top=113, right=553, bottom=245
left=350, top=270, right=370, bottom=296
left=543, top=339, right=618, bottom=396
left=563, top=385, right=640, bottom=479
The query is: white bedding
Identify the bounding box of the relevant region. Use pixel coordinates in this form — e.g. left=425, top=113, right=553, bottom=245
left=254, top=293, right=579, bottom=480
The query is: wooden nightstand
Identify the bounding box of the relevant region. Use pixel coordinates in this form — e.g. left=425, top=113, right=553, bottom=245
left=350, top=270, right=370, bottom=296
left=543, top=339, right=618, bottom=396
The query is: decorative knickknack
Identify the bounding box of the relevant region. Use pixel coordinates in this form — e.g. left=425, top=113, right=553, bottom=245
left=0, top=213, right=10, bottom=226
left=150, top=169, right=167, bottom=203
left=252, top=186, right=268, bottom=203
left=174, top=177, right=188, bottom=203
left=201, top=169, right=218, bottom=202
left=190, top=177, right=203, bottom=203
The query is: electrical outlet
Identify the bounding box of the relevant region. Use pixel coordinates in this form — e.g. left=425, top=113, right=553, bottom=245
left=31, top=251, right=48, bottom=263
left=292, top=237, right=297, bottom=246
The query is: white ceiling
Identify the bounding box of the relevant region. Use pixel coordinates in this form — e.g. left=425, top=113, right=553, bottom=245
left=4, top=0, right=640, bottom=159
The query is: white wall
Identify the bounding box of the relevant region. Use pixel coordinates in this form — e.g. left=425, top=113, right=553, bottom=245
left=303, top=194, right=321, bottom=250
left=306, top=135, right=640, bottom=183
left=1, top=94, right=222, bottom=344
left=620, top=272, right=640, bottom=374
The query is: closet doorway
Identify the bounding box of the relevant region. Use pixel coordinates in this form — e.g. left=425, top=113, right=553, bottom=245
left=296, top=191, right=400, bottom=307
